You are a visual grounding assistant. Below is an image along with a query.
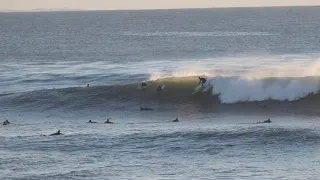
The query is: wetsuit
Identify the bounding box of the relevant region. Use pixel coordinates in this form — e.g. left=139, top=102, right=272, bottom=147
left=199, top=77, right=206, bottom=87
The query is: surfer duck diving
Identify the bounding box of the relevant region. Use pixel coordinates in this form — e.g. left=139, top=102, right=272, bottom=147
left=141, top=81, right=147, bottom=88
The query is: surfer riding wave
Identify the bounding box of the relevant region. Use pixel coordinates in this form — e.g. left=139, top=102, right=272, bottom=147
left=198, top=77, right=207, bottom=87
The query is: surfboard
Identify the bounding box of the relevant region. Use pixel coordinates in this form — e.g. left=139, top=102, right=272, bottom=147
left=192, top=85, right=203, bottom=94
left=202, top=85, right=212, bottom=92
left=192, top=84, right=212, bottom=94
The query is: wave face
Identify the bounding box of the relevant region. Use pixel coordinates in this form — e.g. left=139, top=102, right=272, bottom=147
left=1, top=76, right=320, bottom=114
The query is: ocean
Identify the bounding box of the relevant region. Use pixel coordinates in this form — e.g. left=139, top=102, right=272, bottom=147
left=1, top=6, right=320, bottom=179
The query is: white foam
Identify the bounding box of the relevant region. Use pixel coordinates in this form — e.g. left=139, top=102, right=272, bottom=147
left=208, top=76, right=320, bottom=103
left=211, top=60, right=320, bottom=103
left=149, top=57, right=320, bottom=103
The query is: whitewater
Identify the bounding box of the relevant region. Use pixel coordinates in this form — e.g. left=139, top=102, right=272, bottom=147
left=1, top=7, right=320, bottom=180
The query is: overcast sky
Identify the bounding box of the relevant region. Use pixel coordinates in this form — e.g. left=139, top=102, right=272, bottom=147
left=1, top=0, right=320, bottom=11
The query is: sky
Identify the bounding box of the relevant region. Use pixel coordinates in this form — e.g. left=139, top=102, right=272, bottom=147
left=1, top=0, right=320, bottom=11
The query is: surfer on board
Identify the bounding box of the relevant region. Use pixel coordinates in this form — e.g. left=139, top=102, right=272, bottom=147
left=140, top=107, right=154, bottom=111
left=3, top=120, right=10, bottom=125
left=198, top=77, right=206, bottom=87
left=104, top=119, right=114, bottom=124
left=87, top=120, right=98, bottom=123
left=172, top=118, right=179, bottom=122
left=157, top=85, right=164, bottom=92
left=49, top=130, right=63, bottom=136
left=257, top=119, right=271, bottom=124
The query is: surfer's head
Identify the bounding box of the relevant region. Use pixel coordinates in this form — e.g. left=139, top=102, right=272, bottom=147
left=105, top=119, right=113, bottom=124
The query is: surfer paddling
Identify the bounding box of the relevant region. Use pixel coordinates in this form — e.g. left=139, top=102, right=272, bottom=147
left=49, top=130, right=63, bottom=136
left=257, top=119, right=272, bottom=124
left=104, top=119, right=114, bottom=124
left=87, top=120, right=98, bottom=123
left=140, top=107, right=154, bottom=111
left=3, top=120, right=10, bottom=125
left=172, top=118, right=179, bottom=122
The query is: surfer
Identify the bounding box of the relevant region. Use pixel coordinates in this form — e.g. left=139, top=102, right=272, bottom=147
left=104, top=119, right=114, bottom=124
left=172, top=118, right=179, bottom=122
left=87, top=120, right=98, bottom=123
left=157, top=85, right=163, bottom=92
left=141, top=82, right=147, bottom=87
left=139, top=81, right=148, bottom=90
left=87, top=83, right=90, bottom=87
left=198, top=77, right=206, bottom=87
left=49, top=130, right=63, bottom=136
left=3, top=120, right=10, bottom=125
left=257, top=119, right=271, bottom=124
left=140, top=107, right=154, bottom=111
left=263, top=119, right=271, bottom=123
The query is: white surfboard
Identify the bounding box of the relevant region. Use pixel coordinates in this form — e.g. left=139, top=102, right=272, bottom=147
left=202, top=85, right=212, bottom=92
left=192, top=85, right=203, bottom=94
left=192, top=84, right=213, bottom=94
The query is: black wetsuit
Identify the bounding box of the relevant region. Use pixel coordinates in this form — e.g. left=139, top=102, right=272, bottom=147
left=199, top=77, right=206, bottom=87
left=49, top=130, right=63, bottom=136
left=263, top=119, right=271, bottom=123
left=157, top=85, right=163, bottom=92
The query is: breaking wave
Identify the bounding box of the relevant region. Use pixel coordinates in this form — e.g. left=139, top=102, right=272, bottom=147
left=208, top=76, right=320, bottom=103
left=1, top=75, right=320, bottom=114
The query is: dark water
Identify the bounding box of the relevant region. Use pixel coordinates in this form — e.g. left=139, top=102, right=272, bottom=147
left=1, top=7, right=320, bottom=180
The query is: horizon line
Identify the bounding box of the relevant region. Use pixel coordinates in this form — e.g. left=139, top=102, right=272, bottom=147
left=1, top=5, right=320, bottom=13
